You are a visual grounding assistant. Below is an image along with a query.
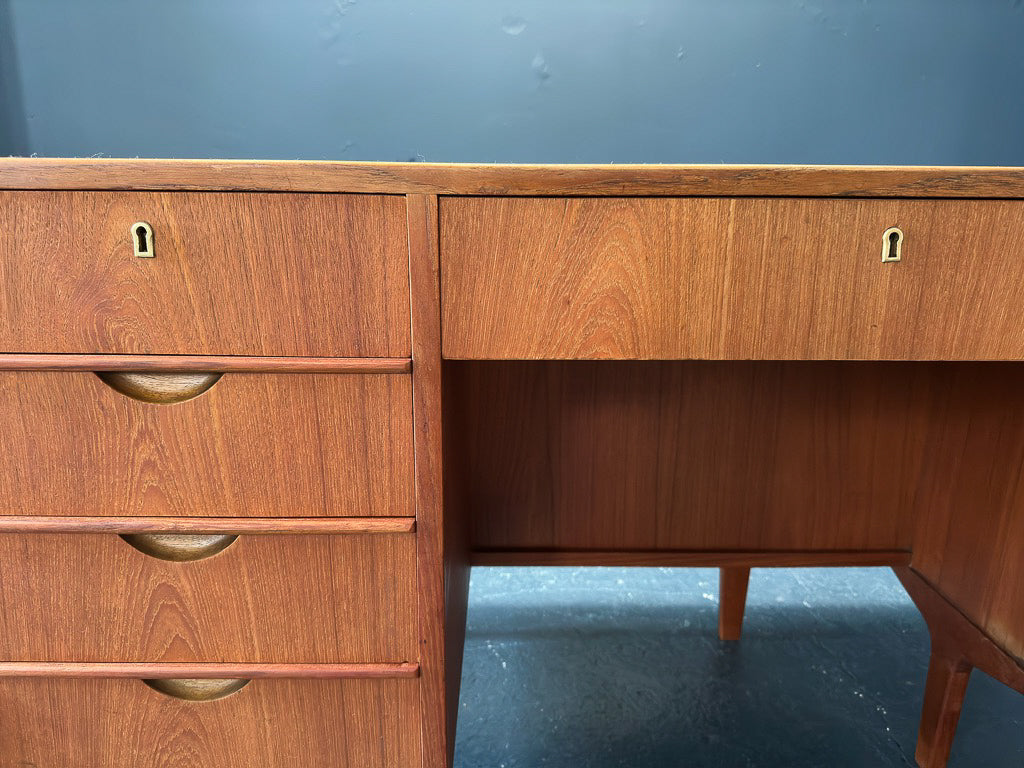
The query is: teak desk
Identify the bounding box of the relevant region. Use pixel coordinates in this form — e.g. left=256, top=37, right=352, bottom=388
left=1, top=159, right=1023, bottom=767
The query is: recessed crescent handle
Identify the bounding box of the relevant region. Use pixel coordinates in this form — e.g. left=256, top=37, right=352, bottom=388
left=95, top=371, right=223, bottom=404
left=120, top=533, right=238, bottom=561
left=143, top=678, right=250, bottom=701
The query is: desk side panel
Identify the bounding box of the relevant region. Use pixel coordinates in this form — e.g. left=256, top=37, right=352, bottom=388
left=910, top=365, right=1024, bottom=663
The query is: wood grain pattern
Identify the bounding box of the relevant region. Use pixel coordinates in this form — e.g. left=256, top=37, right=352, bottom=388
left=470, top=550, right=911, bottom=567
left=0, top=516, right=415, bottom=533
left=0, top=191, right=409, bottom=356
left=0, top=354, right=411, bottom=372
left=5, top=158, right=1024, bottom=198
left=0, top=662, right=419, bottom=679
left=453, top=361, right=938, bottom=553
left=441, top=197, right=1024, bottom=360
left=408, top=194, right=471, bottom=768
left=0, top=372, right=411, bottom=517
left=0, top=532, right=415, bottom=663
left=0, top=677, right=421, bottom=768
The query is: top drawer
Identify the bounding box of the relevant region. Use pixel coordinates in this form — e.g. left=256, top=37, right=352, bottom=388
left=0, top=191, right=410, bottom=356
left=441, top=197, right=1024, bottom=360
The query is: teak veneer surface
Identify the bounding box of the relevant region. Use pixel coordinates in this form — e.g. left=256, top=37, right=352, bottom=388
left=0, top=372, right=412, bottom=517
left=0, top=532, right=416, bottom=663
left=0, top=677, right=420, bottom=768
left=441, top=197, right=1024, bottom=360
left=0, top=191, right=409, bottom=356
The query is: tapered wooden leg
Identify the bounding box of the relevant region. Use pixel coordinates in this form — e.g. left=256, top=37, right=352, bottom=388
left=718, top=567, right=751, bottom=641
left=891, top=568, right=1024, bottom=768
left=915, top=653, right=972, bottom=768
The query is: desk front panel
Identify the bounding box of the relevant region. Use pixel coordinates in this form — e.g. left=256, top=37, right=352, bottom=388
left=441, top=197, right=1024, bottom=360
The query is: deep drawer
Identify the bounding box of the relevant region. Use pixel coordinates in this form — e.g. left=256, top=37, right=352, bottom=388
left=0, top=530, right=416, bottom=663
left=0, top=371, right=412, bottom=517
left=0, top=676, right=420, bottom=768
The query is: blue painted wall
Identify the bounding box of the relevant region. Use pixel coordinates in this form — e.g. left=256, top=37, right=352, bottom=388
left=2, top=1, right=1024, bottom=163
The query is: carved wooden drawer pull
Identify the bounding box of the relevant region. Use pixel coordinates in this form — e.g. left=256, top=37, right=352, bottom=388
left=143, top=678, right=250, bottom=701
left=96, top=371, right=223, bottom=404
left=120, top=533, right=238, bottom=562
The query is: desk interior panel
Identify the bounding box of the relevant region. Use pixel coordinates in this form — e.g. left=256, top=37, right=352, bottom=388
left=453, top=361, right=923, bottom=552
left=453, top=362, right=1024, bottom=583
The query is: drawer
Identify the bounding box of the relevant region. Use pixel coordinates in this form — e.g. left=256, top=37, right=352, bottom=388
left=0, top=676, right=420, bottom=767
left=0, top=531, right=416, bottom=662
left=0, top=372, right=411, bottom=517
left=441, top=197, right=1024, bottom=359
left=0, top=191, right=409, bottom=356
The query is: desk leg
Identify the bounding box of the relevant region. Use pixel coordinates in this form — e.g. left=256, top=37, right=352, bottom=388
left=895, top=567, right=1024, bottom=768
left=916, top=653, right=972, bottom=768
left=718, top=567, right=750, bottom=641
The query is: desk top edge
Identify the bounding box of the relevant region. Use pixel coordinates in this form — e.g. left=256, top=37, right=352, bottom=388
left=3, top=158, right=1024, bottom=198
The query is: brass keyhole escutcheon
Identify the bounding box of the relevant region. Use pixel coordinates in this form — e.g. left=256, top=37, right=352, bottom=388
left=882, top=226, right=903, bottom=262
left=132, top=221, right=154, bottom=258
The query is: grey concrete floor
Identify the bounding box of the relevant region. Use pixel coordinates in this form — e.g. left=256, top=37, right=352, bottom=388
left=455, top=567, right=1024, bottom=767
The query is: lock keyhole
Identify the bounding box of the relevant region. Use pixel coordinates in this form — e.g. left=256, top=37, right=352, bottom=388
left=881, top=226, right=903, bottom=262
left=131, top=222, right=154, bottom=258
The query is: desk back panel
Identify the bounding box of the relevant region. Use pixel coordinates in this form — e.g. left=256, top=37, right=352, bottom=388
left=454, top=361, right=930, bottom=552
left=441, top=197, right=1024, bottom=360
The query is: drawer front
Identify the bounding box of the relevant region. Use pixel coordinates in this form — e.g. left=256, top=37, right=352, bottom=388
left=0, top=372, right=411, bottom=517
left=0, top=532, right=415, bottom=662
left=441, top=197, right=1024, bottom=360
left=0, top=677, right=420, bottom=768
left=0, top=191, right=410, bottom=356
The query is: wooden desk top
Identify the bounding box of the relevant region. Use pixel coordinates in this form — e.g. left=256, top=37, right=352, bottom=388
left=3, top=158, right=1024, bottom=197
